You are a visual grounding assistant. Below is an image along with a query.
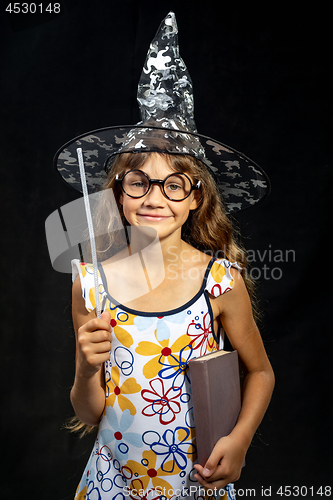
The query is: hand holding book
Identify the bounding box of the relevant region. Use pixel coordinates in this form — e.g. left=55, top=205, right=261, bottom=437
left=193, top=432, right=246, bottom=490
left=189, top=349, right=245, bottom=488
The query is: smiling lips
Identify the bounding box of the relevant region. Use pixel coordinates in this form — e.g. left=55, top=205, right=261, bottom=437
left=137, top=213, right=172, bottom=221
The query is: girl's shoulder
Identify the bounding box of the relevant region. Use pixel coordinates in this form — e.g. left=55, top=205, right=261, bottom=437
left=72, top=259, right=103, bottom=312
left=168, top=242, right=241, bottom=299
left=205, top=258, right=242, bottom=298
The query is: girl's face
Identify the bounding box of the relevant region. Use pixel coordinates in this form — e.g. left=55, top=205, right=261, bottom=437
left=119, top=153, right=199, bottom=242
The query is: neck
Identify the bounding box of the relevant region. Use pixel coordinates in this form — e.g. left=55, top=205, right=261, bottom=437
left=159, top=229, right=184, bottom=259
left=128, top=225, right=185, bottom=263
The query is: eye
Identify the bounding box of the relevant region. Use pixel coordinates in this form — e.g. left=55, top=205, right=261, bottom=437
left=131, top=180, right=146, bottom=188
left=164, top=174, right=189, bottom=196
left=167, top=182, right=181, bottom=191
left=124, top=171, right=149, bottom=191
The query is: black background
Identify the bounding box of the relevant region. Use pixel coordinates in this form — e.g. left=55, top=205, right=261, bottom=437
left=1, top=1, right=332, bottom=498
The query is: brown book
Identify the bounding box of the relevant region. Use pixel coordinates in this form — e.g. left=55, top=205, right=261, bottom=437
left=188, top=349, right=242, bottom=467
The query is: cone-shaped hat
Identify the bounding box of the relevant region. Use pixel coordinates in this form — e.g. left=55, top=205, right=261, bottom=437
left=136, top=11, right=196, bottom=131
left=54, top=12, right=270, bottom=212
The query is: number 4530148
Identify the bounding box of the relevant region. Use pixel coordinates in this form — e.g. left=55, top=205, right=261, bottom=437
left=6, top=3, right=61, bottom=14
left=276, top=486, right=331, bottom=496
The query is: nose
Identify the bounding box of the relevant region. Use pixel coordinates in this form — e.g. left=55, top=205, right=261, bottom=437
left=143, top=183, right=166, bottom=206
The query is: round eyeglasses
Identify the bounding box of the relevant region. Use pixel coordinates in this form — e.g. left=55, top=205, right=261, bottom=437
left=115, top=170, right=201, bottom=202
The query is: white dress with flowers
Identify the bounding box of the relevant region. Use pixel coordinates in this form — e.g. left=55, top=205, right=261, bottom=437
left=72, top=257, right=237, bottom=500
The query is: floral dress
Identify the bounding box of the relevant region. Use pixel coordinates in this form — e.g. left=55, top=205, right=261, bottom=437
left=72, top=257, right=238, bottom=500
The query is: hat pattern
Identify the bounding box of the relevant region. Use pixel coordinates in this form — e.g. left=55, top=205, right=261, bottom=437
left=136, top=12, right=195, bottom=131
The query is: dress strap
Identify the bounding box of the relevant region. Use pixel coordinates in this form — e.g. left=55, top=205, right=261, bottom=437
left=72, top=259, right=105, bottom=312
left=205, top=258, right=241, bottom=297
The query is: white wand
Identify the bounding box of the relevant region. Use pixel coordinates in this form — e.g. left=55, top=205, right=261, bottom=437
left=77, top=147, right=101, bottom=319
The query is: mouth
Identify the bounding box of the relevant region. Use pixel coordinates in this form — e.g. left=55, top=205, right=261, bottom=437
left=137, top=213, right=172, bottom=222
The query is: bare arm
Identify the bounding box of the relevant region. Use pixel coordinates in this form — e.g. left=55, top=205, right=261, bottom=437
left=194, top=269, right=275, bottom=488
left=70, top=276, right=112, bottom=426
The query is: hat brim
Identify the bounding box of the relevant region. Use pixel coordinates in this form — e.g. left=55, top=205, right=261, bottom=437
left=54, top=125, right=270, bottom=212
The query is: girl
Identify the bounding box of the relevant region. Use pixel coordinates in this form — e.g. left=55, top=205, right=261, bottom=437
left=54, top=11, right=274, bottom=500
left=69, top=150, right=275, bottom=500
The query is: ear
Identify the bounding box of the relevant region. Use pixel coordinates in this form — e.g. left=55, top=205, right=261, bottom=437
left=119, top=192, right=123, bottom=206
left=189, top=189, right=201, bottom=210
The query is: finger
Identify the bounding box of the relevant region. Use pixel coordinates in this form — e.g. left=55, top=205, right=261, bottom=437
left=194, top=464, right=225, bottom=483
left=193, top=471, right=229, bottom=490
left=86, top=317, right=112, bottom=333
left=194, top=462, right=235, bottom=488
left=193, top=462, right=215, bottom=482
left=202, top=442, right=226, bottom=478
left=83, top=351, right=111, bottom=369
left=101, top=310, right=111, bottom=325
left=204, top=463, right=229, bottom=483
left=90, top=329, right=112, bottom=344
left=94, top=340, right=112, bottom=354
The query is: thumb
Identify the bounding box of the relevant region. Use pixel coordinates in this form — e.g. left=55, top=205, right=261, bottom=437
left=101, top=310, right=111, bottom=326
left=202, top=445, right=223, bottom=478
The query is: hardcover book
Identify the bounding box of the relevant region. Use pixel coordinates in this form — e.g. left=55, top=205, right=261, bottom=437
left=188, top=349, right=242, bottom=466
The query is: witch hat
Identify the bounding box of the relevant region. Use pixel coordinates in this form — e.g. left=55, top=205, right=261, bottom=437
left=54, top=11, right=269, bottom=212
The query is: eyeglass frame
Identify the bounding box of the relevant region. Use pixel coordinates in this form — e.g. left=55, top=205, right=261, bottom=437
left=115, top=169, right=201, bottom=202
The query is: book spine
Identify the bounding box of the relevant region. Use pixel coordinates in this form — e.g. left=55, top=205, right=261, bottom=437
left=191, top=361, right=215, bottom=466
